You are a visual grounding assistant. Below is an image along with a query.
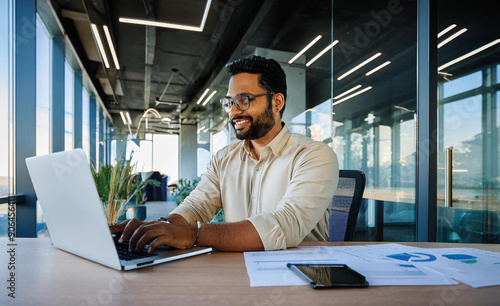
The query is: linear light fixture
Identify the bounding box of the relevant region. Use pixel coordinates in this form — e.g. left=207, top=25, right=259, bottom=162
left=332, top=86, right=372, bottom=106
left=103, top=25, right=120, bottom=69
left=333, top=85, right=362, bottom=100
left=438, top=39, right=500, bottom=71
left=196, top=88, right=210, bottom=104
left=337, top=52, right=381, bottom=80
left=202, top=90, right=217, bottom=106
left=120, top=0, right=212, bottom=32
left=120, top=111, right=127, bottom=125
left=438, top=24, right=457, bottom=38
left=365, top=61, right=391, bottom=76
left=125, top=112, right=132, bottom=125
left=91, top=24, right=110, bottom=68
left=289, top=35, right=322, bottom=64
left=438, top=28, right=467, bottom=49
left=306, top=40, right=339, bottom=67
left=199, top=0, right=212, bottom=31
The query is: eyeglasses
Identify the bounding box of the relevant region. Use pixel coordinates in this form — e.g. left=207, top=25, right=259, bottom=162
left=220, top=92, right=274, bottom=113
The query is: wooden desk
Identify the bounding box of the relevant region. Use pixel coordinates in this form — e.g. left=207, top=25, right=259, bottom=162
left=1, top=239, right=499, bottom=305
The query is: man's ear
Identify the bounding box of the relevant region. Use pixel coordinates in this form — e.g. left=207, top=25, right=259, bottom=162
left=275, top=93, right=285, bottom=112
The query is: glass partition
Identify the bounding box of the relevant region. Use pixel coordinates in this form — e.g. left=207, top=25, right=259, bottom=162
left=332, top=0, right=417, bottom=241
left=437, top=1, right=500, bottom=243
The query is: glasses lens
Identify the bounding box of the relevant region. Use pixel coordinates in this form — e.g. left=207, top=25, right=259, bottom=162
left=235, top=96, right=249, bottom=110
left=220, top=98, right=231, bottom=112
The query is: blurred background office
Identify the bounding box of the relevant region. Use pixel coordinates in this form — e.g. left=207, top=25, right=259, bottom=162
left=1, top=0, right=499, bottom=243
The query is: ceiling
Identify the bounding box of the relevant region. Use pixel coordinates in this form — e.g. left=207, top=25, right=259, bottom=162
left=48, top=0, right=500, bottom=135
left=52, top=0, right=331, bottom=135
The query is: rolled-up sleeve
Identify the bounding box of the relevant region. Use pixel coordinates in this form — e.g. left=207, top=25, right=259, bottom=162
left=170, top=150, right=224, bottom=225
left=248, top=144, right=338, bottom=250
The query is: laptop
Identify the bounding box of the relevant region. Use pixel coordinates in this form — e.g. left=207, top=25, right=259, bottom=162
left=25, top=149, right=212, bottom=271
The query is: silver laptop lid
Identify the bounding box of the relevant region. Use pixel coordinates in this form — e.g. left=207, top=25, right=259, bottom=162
left=26, top=149, right=121, bottom=270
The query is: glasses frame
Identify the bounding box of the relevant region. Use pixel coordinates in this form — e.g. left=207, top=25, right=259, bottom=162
left=220, top=92, right=274, bottom=113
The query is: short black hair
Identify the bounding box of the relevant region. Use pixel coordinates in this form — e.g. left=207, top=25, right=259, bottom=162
left=226, top=55, right=287, bottom=117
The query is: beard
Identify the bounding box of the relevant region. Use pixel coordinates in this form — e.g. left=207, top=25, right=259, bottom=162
left=231, top=104, right=275, bottom=140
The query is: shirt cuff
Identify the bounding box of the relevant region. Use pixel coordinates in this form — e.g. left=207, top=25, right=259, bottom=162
left=247, top=213, right=287, bottom=251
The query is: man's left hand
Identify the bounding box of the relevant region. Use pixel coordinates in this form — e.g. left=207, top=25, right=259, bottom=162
left=109, top=218, right=197, bottom=252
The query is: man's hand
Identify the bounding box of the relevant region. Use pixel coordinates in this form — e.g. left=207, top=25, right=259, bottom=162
left=109, top=218, right=197, bottom=253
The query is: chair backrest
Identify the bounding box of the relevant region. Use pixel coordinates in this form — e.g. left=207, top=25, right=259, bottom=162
left=328, top=170, right=366, bottom=241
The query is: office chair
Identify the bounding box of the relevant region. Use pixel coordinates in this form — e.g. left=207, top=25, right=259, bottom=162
left=328, top=170, right=366, bottom=241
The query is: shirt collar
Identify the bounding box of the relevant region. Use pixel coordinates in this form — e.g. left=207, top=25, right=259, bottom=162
left=240, top=123, right=291, bottom=160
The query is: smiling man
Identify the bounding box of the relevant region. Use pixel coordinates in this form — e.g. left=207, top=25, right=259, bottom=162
left=111, top=55, right=339, bottom=252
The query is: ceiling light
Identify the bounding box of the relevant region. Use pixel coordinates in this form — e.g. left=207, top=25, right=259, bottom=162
left=103, top=25, right=120, bottom=69
left=119, top=0, right=212, bottom=33
left=438, top=28, right=467, bottom=48
left=337, top=53, right=381, bottom=80
left=438, top=24, right=457, bottom=38
left=125, top=112, right=132, bottom=125
left=306, top=40, right=339, bottom=67
left=90, top=24, right=110, bottom=68
left=333, top=86, right=372, bottom=106
left=120, top=18, right=202, bottom=32
left=365, top=61, right=391, bottom=76
left=333, top=85, right=362, bottom=100
left=120, top=111, right=127, bottom=125
left=202, top=90, right=217, bottom=106
left=199, top=0, right=212, bottom=31
left=438, top=39, right=500, bottom=71
left=196, top=88, right=210, bottom=104
left=289, top=35, right=322, bottom=64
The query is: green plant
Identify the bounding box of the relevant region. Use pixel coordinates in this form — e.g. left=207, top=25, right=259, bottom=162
left=91, top=154, right=159, bottom=224
left=171, top=178, right=198, bottom=205
left=210, top=208, right=225, bottom=224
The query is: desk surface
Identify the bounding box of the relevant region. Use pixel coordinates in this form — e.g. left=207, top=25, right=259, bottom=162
left=1, top=239, right=499, bottom=306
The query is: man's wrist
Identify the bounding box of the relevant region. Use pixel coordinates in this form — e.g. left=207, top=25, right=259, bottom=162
left=157, top=217, right=170, bottom=224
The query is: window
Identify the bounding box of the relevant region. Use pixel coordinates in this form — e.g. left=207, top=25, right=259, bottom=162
left=0, top=0, right=12, bottom=238
left=64, top=61, right=74, bottom=151
left=36, top=16, right=51, bottom=156
left=0, top=0, right=10, bottom=198
left=95, top=106, right=100, bottom=166
left=442, top=72, right=482, bottom=98
left=152, top=134, right=179, bottom=182
left=82, top=89, right=90, bottom=160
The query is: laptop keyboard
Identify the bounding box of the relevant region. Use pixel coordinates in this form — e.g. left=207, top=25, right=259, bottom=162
left=114, top=241, right=156, bottom=261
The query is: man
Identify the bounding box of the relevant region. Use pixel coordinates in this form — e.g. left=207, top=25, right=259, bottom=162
left=111, top=55, right=339, bottom=252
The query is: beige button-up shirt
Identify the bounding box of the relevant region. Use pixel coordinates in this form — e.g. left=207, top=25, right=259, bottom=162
left=171, top=124, right=339, bottom=250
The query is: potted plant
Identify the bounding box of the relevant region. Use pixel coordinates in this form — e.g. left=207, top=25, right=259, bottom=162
left=170, top=178, right=199, bottom=205
left=91, top=155, right=159, bottom=224
left=170, top=178, right=225, bottom=223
